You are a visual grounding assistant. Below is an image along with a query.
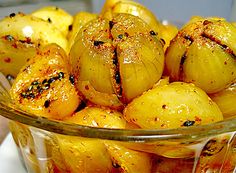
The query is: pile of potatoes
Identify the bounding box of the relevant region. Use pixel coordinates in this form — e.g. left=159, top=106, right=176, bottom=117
left=1, top=0, right=236, bottom=172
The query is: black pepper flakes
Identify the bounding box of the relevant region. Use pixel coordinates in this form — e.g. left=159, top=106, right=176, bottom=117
left=58, top=72, right=64, bottom=79
left=118, top=34, right=123, bottom=39
left=109, top=21, right=114, bottom=29
left=44, top=100, right=50, bottom=108
left=68, top=24, right=73, bottom=31
left=184, top=35, right=193, bottom=43
left=47, top=18, right=52, bottom=23
left=6, top=74, right=14, bottom=81
left=9, top=13, right=16, bottom=18
left=112, top=162, right=121, bottom=168
left=31, top=81, right=40, bottom=85
left=150, top=30, right=156, bottom=35
left=183, top=120, right=195, bottom=127
left=94, top=40, right=104, bottom=46
left=5, top=35, right=14, bottom=41
left=115, top=71, right=121, bottom=84
left=69, top=75, right=75, bottom=85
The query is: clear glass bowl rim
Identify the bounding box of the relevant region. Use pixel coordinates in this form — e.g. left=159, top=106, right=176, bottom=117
left=1, top=96, right=236, bottom=142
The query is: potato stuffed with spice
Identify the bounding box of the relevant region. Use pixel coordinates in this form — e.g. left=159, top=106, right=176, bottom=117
left=165, top=17, right=236, bottom=94
left=70, top=13, right=164, bottom=108
left=10, top=44, right=80, bottom=120
left=124, top=82, right=223, bottom=129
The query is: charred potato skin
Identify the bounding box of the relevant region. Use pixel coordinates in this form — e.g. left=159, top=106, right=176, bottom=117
left=10, top=44, right=80, bottom=120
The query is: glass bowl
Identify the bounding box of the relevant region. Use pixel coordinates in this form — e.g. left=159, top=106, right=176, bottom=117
left=0, top=1, right=236, bottom=173
left=1, top=76, right=236, bottom=173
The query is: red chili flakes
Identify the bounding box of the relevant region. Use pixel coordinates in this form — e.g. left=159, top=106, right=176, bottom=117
left=4, top=57, right=11, bottom=63
left=195, top=116, right=202, bottom=123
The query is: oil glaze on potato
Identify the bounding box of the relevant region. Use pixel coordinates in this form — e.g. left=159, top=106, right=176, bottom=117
left=10, top=44, right=80, bottom=120
left=165, top=17, right=236, bottom=94
left=0, top=36, right=38, bottom=77
left=0, top=12, right=69, bottom=53
left=70, top=13, right=164, bottom=107
left=31, top=6, right=73, bottom=37
left=124, top=82, right=223, bottom=129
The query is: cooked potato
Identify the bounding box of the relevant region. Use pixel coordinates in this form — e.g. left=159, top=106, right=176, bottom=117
left=0, top=12, right=69, bottom=53
left=65, top=106, right=127, bottom=128
left=10, top=44, right=80, bottom=120
left=101, top=0, right=162, bottom=35
left=31, top=6, right=73, bottom=37
left=55, top=135, right=112, bottom=173
left=67, top=11, right=97, bottom=50
left=124, top=82, right=223, bottom=129
left=210, top=83, right=236, bottom=118
left=63, top=106, right=152, bottom=173
left=104, top=141, right=152, bottom=173
left=165, top=17, right=236, bottom=94
left=159, top=22, right=178, bottom=51
left=0, top=36, right=38, bottom=77
left=70, top=13, right=164, bottom=107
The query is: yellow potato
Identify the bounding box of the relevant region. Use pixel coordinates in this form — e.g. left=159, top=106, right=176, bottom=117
left=124, top=82, right=223, bottom=129
left=159, top=22, right=178, bottom=51
left=104, top=141, right=153, bottom=173
left=31, top=6, right=73, bottom=37
left=210, top=83, right=236, bottom=118
left=64, top=107, right=152, bottom=173
left=0, top=36, right=38, bottom=77
left=101, top=0, right=162, bottom=35
left=165, top=17, right=236, bottom=94
left=0, top=12, right=69, bottom=53
left=68, top=11, right=97, bottom=50
left=10, top=44, right=80, bottom=120
left=55, top=135, right=112, bottom=173
left=65, top=106, right=127, bottom=128
left=70, top=13, right=164, bottom=107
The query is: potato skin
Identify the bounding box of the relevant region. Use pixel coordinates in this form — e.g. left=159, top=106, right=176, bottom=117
left=210, top=83, right=236, bottom=118
left=31, top=6, right=73, bottom=37
left=0, top=13, right=68, bottom=53
left=0, top=36, right=38, bottom=77
left=165, top=18, right=236, bottom=94
left=124, top=82, right=223, bottom=129
left=10, top=44, right=80, bottom=120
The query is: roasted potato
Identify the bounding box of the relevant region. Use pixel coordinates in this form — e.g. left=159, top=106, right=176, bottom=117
left=104, top=141, right=153, bottom=173
left=55, top=135, right=112, bottom=173
left=210, top=83, right=236, bottom=118
left=70, top=13, right=164, bottom=108
left=31, top=6, right=73, bottom=37
left=124, top=82, right=223, bottom=129
left=0, top=35, right=38, bottom=77
left=0, top=12, right=69, bottom=53
left=63, top=106, right=152, bottom=173
left=165, top=17, right=236, bottom=94
left=67, top=11, right=97, bottom=50
left=65, top=106, right=127, bottom=128
left=101, top=0, right=162, bottom=35
left=10, top=44, right=80, bottom=120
